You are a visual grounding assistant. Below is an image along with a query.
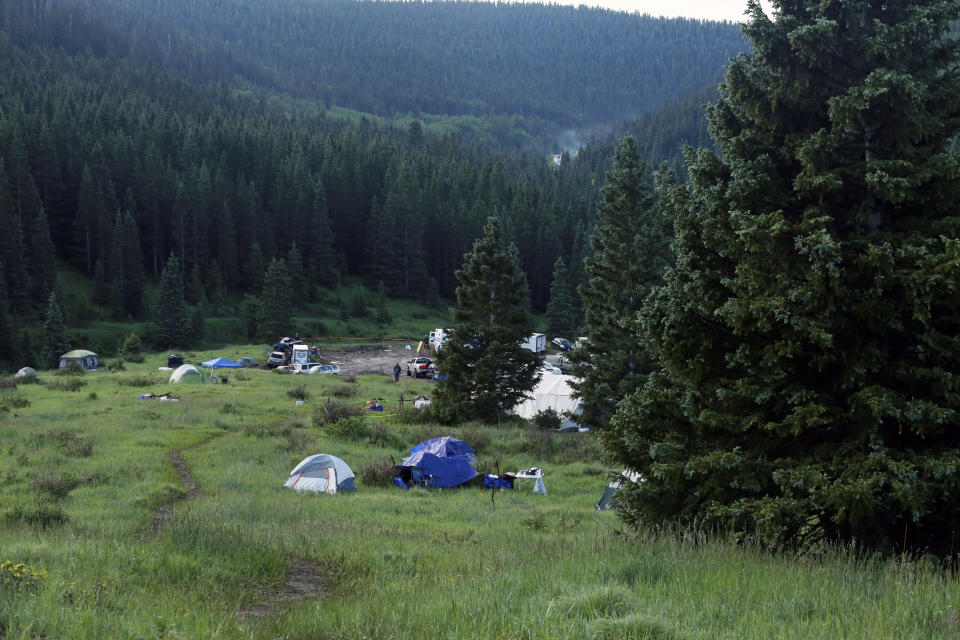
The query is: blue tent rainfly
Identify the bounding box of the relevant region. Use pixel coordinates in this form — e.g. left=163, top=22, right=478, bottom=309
left=401, top=436, right=479, bottom=488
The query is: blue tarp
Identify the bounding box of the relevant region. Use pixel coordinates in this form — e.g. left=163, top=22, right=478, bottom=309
left=401, top=437, right=479, bottom=488
left=200, top=357, right=244, bottom=369
left=403, top=452, right=479, bottom=488
left=409, top=436, right=475, bottom=461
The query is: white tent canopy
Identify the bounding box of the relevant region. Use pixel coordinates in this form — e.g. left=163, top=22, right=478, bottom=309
left=597, top=470, right=643, bottom=511
left=169, top=364, right=202, bottom=383
left=283, top=454, right=356, bottom=494
left=514, top=374, right=580, bottom=420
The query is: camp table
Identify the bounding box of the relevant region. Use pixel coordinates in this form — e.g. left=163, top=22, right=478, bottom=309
left=514, top=470, right=546, bottom=494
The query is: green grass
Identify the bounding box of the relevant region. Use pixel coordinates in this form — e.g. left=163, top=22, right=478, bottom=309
left=0, top=350, right=957, bottom=639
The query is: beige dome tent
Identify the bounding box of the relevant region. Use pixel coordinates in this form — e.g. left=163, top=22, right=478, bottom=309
left=59, top=350, right=99, bottom=371
left=169, top=364, right=203, bottom=384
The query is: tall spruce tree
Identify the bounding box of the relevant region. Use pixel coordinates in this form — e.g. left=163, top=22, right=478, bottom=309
left=615, top=0, right=960, bottom=553
left=434, top=216, right=540, bottom=423
left=256, top=258, right=293, bottom=341
left=40, top=291, right=70, bottom=369
left=545, top=257, right=577, bottom=339
left=156, top=255, right=191, bottom=348
left=571, top=136, right=670, bottom=440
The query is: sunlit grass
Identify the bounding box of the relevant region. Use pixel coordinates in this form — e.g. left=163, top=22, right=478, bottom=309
left=0, top=350, right=957, bottom=639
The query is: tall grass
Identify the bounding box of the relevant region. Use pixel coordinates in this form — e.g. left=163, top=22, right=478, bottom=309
left=0, top=346, right=956, bottom=639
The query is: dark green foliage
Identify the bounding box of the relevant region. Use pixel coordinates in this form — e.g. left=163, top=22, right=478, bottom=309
left=616, top=0, right=960, bottom=554
left=572, top=137, right=671, bottom=439
left=40, top=292, right=71, bottom=370
left=5, top=501, right=68, bottom=528
left=286, top=385, right=310, bottom=401
left=545, top=257, right=578, bottom=339
left=256, top=258, right=292, bottom=341
left=434, top=216, right=540, bottom=423
left=313, top=400, right=363, bottom=426
left=119, top=332, right=141, bottom=358
left=156, top=255, right=191, bottom=348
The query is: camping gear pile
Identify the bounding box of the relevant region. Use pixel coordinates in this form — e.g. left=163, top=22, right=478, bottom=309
left=138, top=392, right=181, bottom=401
left=395, top=436, right=479, bottom=488
left=365, top=399, right=384, bottom=411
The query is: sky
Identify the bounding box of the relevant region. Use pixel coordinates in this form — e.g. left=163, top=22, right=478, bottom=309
left=504, top=0, right=774, bottom=23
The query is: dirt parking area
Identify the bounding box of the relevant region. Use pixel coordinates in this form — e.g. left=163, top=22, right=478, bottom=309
left=317, top=344, right=425, bottom=377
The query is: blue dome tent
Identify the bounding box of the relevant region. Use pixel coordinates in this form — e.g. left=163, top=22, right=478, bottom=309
left=399, top=437, right=478, bottom=488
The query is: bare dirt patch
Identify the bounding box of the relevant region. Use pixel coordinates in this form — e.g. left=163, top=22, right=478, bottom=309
left=239, top=558, right=331, bottom=621
left=320, top=344, right=423, bottom=377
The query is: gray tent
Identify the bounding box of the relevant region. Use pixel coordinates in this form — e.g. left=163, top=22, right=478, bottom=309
left=59, top=350, right=99, bottom=371
left=283, top=454, right=355, bottom=494
left=169, top=364, right=203, bottom=384
left=15, top=367, right=37, bottom=378
left=596, top=470, right=643, bottom=511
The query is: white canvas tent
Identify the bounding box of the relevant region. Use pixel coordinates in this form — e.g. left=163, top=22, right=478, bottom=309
left=597, top=470, right=643, bottom=511
left=283, top=454, right=355, bottom=494
left=169, top=364, right=203, bottom=384
left=514, top=374, right=580, bottom=423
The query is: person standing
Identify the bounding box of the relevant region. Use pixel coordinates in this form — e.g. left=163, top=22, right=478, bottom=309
left=393, top=362, right=401, bottom=382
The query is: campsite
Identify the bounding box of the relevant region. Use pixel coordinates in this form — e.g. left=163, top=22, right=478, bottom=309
left=1, top=347, right=957, bottom=639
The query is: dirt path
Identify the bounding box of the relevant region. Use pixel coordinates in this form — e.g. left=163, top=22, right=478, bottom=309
left=238, top=558, right=331, bottom=621
left=151, top=435, right=222, bottom=533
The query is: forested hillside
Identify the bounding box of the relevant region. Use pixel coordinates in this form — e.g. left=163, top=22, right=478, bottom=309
left=0, top=0, right=746, bottom=147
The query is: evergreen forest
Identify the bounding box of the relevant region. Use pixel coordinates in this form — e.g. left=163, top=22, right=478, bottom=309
left=0, top=0, right=741, bottom=366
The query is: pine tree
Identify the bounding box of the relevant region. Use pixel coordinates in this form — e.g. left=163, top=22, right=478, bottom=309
left=571, top=136, right=670, bottom=439
left=156, top=255, right=191, bottom=348
left=40, top=291, right=71, bottom=369
left=545, top=257, right=577, bottom=339
left=434, top=216, right=541, bottom=423
left=615, top=0, right=960, bottom=553
left=256, top=258, right=293, bottom=341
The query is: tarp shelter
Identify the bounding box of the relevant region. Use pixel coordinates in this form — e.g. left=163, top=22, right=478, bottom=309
left=200, top=356, right=246, bottom=381
left=169, top=364, right=203, bottom=384
left=400, top=437, right=479, bottom=488
left=15, top=367, right=37, bottom=378
left=514, top=375, right=580, bottom=424
left=284, top=454, right=355, bottom=493
left=596, top=470, right=643, bottom=511
left=59, top=350, right=98, bottom=371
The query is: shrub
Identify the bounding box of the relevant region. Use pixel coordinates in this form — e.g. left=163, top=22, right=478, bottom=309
left=14, top=375, right=41, bottom=386
left=123, top=352, right=145, bottom=364
left=0, top=377, right=15, bottom=389
left=119, top=375, right=156, bottom=388
left=31, top=472, right=81, bottom=499
left=30, top=431, right=94, bottom=457
left=357, top=456, right=397, bottom=487
left=5, top=502, right=68, bottom=528
left=54, top=362, right=86, bottom=376
left=280, top=429, right=315, bottom=453
left=86, top=392, right=98, bottom=401
left=287, top=385, right=310, bottom=401
left=330, top=385, right=355, bottom=399
left=0, top=394, right=30, bottom=412
left=313, top=400, right=363, bottom=426
left=365, top=424, right=404, bottom=450
left=49, top=378, right=87, bottom=392
left=317, top=416, right=371, bottom=441
left=533, top=408, right=563, bottom=430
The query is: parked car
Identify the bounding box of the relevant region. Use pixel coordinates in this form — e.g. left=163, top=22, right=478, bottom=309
left=551, top=338, right=572, bottom=352
left=236, top=357, right=258, bottom=367
left=541, top=362, right=563, bottom=375
left=406, top=357, right=435, bottom=378
left=267, top=351, right=287, bottom=368
left=310, top=364, right=340, bottom=375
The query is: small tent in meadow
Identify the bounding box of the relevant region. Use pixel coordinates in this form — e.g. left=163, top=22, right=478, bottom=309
left=284, top=454, right=355, bottom=493
left=596, top=470, right=643, bottom=511
left=399, top=437, right=479, bottom=488
left=15, top=367, right=37, bottom=378
left=59, top=350, right=99, bottom=371
left=169, top=364, right=203, bottom=384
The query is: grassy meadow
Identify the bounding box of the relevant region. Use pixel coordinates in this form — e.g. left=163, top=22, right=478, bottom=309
left=1, top=350, right=958, bottom=639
